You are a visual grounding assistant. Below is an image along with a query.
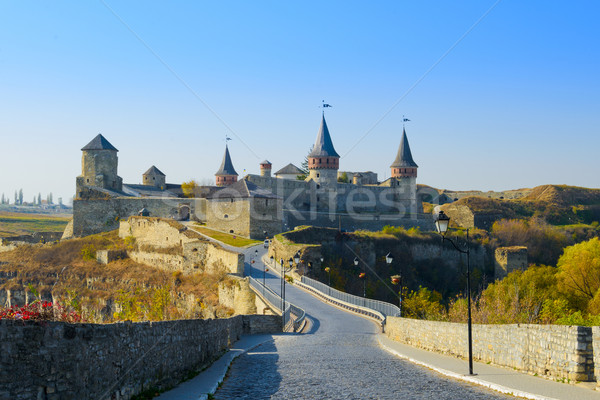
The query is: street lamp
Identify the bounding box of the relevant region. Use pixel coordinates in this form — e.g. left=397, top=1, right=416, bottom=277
left=386, top=252, right=402, bottom=317
left=280, top=256, right=295, bottom=329
left=265, top=254, right=274, bottom=287
left=355, top=257, right=366, bottom=306
left=434, top=210, right=474, bottom=376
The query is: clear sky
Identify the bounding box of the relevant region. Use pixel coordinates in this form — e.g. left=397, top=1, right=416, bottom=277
left=1, top=1, right=599, bottom=205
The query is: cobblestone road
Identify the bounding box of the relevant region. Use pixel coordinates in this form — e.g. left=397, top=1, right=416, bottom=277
left=214, top=247, right=513, bottom=399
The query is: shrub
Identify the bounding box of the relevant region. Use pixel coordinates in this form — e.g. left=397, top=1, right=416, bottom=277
left=81, top=244, right=97, bottom=261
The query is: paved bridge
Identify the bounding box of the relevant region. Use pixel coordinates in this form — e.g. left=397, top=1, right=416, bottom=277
left=210, top=245, right=511, bottom=399
left=160, top=243, right=600, bottom=400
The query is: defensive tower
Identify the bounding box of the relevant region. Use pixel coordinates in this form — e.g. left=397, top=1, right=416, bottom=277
left=215, top=145, right=238, bottom=186
left=142, top=165, right=166, bottom=188
left=307, top=114, right=340, bottom=186
left=76, top=134, right=123, bottom=197
left=390, top=128, right=418, bottom=178
left=259, top=160, right=272, bottom=177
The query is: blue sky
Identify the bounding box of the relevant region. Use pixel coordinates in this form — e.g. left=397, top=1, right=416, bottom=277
left=1, top=1, right=598, bottom=204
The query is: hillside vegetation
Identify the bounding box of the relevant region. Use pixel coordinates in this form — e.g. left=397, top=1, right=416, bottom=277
left=0, top=230, right=234, bottom=322
left=451, top=184, right=600, bottom=225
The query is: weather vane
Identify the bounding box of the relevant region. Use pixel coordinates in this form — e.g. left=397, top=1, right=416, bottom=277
left=402, top=115, right=411, bottom=127
left=321, top=100, right=332, bottom=113
left=225, top=135, right=232, bottom=142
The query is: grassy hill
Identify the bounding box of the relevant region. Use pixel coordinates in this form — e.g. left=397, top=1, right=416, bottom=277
left=448, top=184, right=600, bottom=226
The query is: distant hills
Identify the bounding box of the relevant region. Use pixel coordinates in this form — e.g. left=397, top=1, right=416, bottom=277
left=435, top=184, right=600, bottom=228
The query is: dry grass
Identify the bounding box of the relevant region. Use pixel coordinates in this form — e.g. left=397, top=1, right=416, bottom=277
left=0, top=230, right=232, bottom=321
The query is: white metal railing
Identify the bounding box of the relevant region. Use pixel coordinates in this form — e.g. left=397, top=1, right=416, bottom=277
left=248, top=276, right=305, bottom=332
left=300, top=275, right=400, bottom=318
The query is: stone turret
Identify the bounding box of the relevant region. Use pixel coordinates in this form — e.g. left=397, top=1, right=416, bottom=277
left=390, top=128, right=418, bottom=178
left=142, top=165, right=166, bottom=188
left=308, top=114, right=340, bottom=186
left=260, top=160, right=272, bottom=177
left=76, top=134, right=123, bottom=197
left=215, top=145, right=238, bottom=187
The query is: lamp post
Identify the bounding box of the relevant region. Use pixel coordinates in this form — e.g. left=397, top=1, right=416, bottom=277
left=387, top=252, right=402, bottom=317
left=435, top=210, right=474, bottom=376
left=355, top=257, right=366, bottom=306
left=266, top=255, right=274, bottom=287
left=280, top=256, right=295, bottom=329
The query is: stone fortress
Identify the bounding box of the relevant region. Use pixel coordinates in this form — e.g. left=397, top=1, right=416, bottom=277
left=70, top=114, right=433, bottom=239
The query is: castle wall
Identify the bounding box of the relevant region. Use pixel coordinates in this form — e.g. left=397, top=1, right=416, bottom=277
left=246, top=174, right=427, bottom=232
left=247, top=174, right=418, bottom=214
left=283, top=211, right=434, bottom=232
left=72, top=197, right=194, bottom=237
left=249, top=197, right=283, bottom=239
left=206, top=198, right=251, bottom=237
left=0, top=316, right=281, bottom=400
left=338, top=171, right=378, bottom=185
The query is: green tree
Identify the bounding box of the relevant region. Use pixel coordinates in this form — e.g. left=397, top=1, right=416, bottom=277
left=402, top=286, right=444, bottom=320
left=337, top=172, right=349, bottom=183
left=296, top=147, right=311, bottom=180
left=474, top=265, right=558, bottom=324
left=556, top=237, right=600, bottom=312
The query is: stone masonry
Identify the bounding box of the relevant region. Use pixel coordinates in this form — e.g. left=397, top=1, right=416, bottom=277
left=0, top=315, right=281, bottom=400
left=119, top=217, right=244, bottom=275
left=494, top=246, right=528, bottom=280
left=386, top=317, right=594, bottom=382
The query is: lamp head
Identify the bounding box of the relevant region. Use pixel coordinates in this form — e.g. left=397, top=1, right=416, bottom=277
left=435, top=210, right=450, bottom=235
left=270, top=255, right=274, bottom=262
left=353, top=257, right=359, bottom=266
left=294, top=251, right=300, bottom=264
left=288, top=257, right=293, bottom=267
left=385, top=252, right=393, bottom=265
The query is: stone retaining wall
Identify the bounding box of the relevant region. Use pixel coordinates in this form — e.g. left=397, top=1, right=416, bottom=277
left=0, top=315, right=280, bottom=400
left=120, top=217, right=244, bottom=275
left=386, top=317, right=594, bottom=382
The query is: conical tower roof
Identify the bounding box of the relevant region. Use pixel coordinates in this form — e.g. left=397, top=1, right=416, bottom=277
left=390, top=128, right=418, bottom=168
left=81, top=134, right=118, bottom=151
left=143, top=165, right=165, bottom=176
left=308, top=114, right=339, bottom=158
left=215, top=145, right=238, bottom=176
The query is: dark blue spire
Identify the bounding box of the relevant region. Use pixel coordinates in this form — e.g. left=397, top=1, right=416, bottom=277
left=308, top=114, right=339, bottom=158
left=390, top=128, right=418, bottom=168
left=215, top=145, right=238, bottom=176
